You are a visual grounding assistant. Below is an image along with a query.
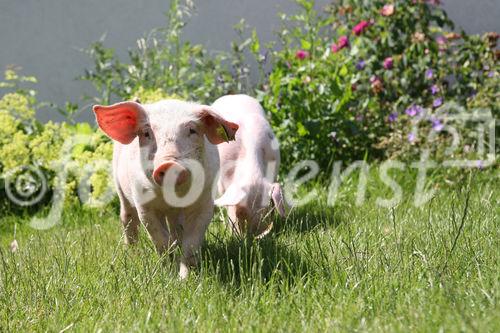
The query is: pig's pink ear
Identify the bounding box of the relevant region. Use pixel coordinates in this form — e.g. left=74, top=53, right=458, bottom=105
left=93, top=101, right=145, bottom=144
left=271, top=183, right=286, bottom=217
left=196, top=106, right=239, bottom=145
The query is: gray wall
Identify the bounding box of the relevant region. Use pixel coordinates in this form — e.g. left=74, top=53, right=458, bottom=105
left=0, top=0, right=499, bottom=122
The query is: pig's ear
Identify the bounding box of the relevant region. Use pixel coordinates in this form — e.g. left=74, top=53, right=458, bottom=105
left=196, top=106, right=239, bottom=145
left=93, top=101, right=145, bottom=144
left=271, top=183, right=287, bottom=217
left=214, top=185, right=247, bottom=206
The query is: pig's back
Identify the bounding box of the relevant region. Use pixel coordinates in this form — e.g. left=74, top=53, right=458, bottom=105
left=213, top=95, right=279, bottom=183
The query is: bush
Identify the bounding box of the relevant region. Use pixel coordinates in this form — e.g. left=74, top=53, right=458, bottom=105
left=80, top=0, right=252, bottom=105
left=1, top=0, right=497, bottom=211
left=0, top=71, right=114, bottom=210
left=255, top=0, right=498, bottom=169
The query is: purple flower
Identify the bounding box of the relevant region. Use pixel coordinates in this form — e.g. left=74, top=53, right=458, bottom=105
left=430, top=85, right=439, bottom=95
left=388, top=112, right=398, bottom=122
left=436, top=36, right=447, bottom=45
left=383, top=57, right=394, bottom=70
left=356, top=60, right=366, bottom=70
left=433, top=97, right=443, bottom=108
left=476, top=160, right=484, bottom=170
left=425, top=69, right=434, bottom=80
left=405, top=105, right=423, bottom=117
left=488, top=71, right=495, bottom=78
left=431, top=117, right=444, bottom=132
left=408, top=133, right=416, bottom=142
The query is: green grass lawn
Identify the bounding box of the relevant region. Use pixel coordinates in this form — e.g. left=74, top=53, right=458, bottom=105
left=1, top=170, right=499, bottom=332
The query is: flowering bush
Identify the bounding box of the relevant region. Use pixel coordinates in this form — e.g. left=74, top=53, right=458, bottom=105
left=0, top=71, right=114, bottom=211
left=1, top=0, right=498, bottom=211
left=254, top=0, right=498, bottom=169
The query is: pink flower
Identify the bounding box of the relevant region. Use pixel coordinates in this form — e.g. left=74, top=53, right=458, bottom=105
left=353, top=21, right=370, bottom=36
left=332, top=36, right=349, bottom=53
left=370, top=76, right=384, bottom=94
left=296, top=50, right=310, bottom=60
left=338, top=35, right=349, bottom=48
left=383, top=57, right=394, bottom=69
left=380, top=4, right=395, bottom=16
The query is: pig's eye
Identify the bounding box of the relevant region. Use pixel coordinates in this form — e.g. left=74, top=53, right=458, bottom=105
left=143, top=129, right=152, bottom=139
left=189, top=128, right=198, bottom=136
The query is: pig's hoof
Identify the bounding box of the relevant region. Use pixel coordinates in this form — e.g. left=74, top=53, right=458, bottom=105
left=179, top=262, right=190, bottom=280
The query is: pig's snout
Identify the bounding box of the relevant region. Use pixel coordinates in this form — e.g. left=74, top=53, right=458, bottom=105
left=153, top=162, right=189, bottom=186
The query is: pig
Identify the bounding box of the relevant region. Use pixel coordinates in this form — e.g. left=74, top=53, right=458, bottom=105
left=93, top=99, right=238, bottom=279
left=212, top=94, right=286, bottom=237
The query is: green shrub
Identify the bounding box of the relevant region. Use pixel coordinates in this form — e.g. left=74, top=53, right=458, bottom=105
left=0, top=71, right=114, bottom=210
left=80, top=0, right=249, bottom=105
left=254, top=0, right=498, bottom=169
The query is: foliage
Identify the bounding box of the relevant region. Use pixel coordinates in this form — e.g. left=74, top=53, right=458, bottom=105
left=253, top=0, right=499, bottom=169
left=0, top=71, right=114, bottom=210
left=80, top=0, right=249, bottom=106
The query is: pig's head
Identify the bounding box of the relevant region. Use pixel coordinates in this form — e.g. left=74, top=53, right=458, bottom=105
left=93, top=100, right=238, bottom=188
left=215, top=181, right=286, bottom=237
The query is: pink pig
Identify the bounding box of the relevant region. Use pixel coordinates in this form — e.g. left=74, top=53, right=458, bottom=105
left=93, top=100, right=238, bottom=279
left=212, top=95, right=286, bottom=237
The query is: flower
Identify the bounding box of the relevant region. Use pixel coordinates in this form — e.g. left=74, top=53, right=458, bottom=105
left=338, top=35, right=349, bottom=49
left=329, top=131, right=337, bottom=140
left=433, top=97, right=443, bottom=108
left=405, top=105, right=423, bottom=117
left=353, top=21, right=370, bottom=36
left=332, top=36, right=349, bottom=53
left=476, top=160, right=484, bottom=170
left=356, top=60, right=366, bottom=70
left=484, top=32, right=499, bottom=48
left=296, top=50, right=310, bottom=60
left=388, top=112, right=398, bottom=122
left=431, top=117, right=444, bottom=132
left=383, top=57, right=394, bottom=70
left=370, top=76, right=384, bottom=94
left=351, top=84, right=357, bottom=92
left=430, top=85, right=439, bottom=95
left=380, top=4, right=395, bottom=16
left=445, top=32, right=461, bottom=40
left=487, top=71, right=495, bottom=78
left=425, top=69, right=434, bottom=79
left=408, top=133, right=416, bottom=142
left=412, top=32, right=426, bottom=43
left=436, top=36, right=447, bottom=45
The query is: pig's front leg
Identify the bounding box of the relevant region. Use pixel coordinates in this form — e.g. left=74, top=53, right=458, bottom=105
left=137, top=208, right=171, bottom=255
left=178, top=205, right=214, bottom=279
left=120, top=205, right=140, bottom=245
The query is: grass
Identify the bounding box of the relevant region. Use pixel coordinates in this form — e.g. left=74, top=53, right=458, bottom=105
left=0, top=169, right=499, bottom=332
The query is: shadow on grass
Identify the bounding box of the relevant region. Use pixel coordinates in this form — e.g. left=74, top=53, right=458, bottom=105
left=273, top=201, right=343, bottom=235
left=202, top=234, right=312, bottom=286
